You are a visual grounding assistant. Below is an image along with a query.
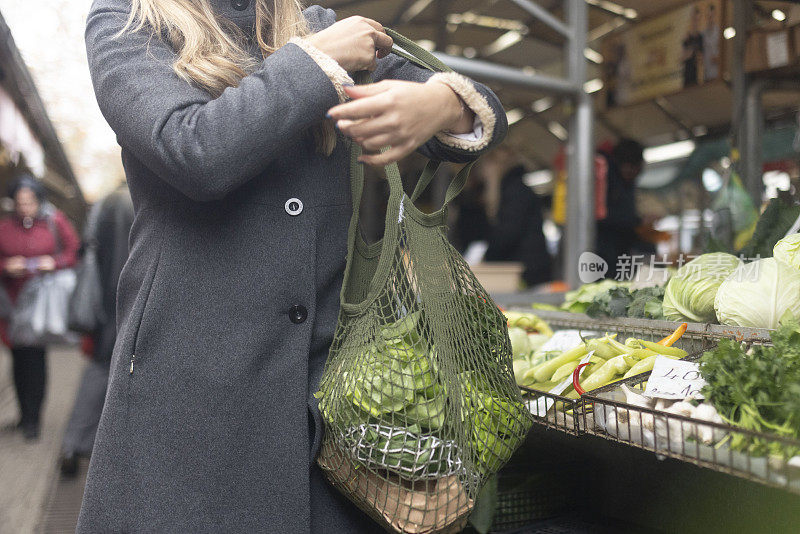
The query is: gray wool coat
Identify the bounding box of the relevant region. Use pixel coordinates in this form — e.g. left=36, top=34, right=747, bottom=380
left=78, top=1, right=508, bottom=532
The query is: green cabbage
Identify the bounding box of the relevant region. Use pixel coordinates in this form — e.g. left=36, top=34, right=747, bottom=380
left=714, top=258, right=800, bottom=329
left=774, top=233, right=800, bottom=269
left=508, top=327, right=531, bottom=358
left=662, top=253, right=742, bottom=323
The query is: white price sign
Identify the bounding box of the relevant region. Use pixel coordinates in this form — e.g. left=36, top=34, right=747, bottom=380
left=538, top=330, right=600, bottom=353
left=644, top=356, right=706, bottom=400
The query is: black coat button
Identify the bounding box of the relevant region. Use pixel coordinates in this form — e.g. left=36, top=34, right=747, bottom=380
left=231, top=0, right=249, bottom=11
left=289, top=305, right=308, bottom=324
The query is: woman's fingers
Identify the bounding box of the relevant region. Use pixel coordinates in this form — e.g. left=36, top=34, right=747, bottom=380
left=336, top=115, right=395, bottom=140
left=359, top=135, right=395, bottom=152
left=359, top=143, right=413, bottom=166
left=329, top=94, right=391, bottom=121
left=357, top=16, right=385, bottom=33
left=355, top=17, right=393, bottom=53
left=370, top=30, right=394, bottom=53
left=342, top=82, right=392, bottom=99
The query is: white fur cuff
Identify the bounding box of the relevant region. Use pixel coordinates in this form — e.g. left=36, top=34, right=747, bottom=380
left=427, top=72, right=495, bottom=152
left=289, top=36, right=354, bottom=103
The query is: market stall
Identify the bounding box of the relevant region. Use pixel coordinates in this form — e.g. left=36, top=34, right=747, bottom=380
left=487, top=234, right=800, bottom=532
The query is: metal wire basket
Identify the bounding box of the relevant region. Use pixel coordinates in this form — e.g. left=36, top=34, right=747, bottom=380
left=508, top=309, right=757, bottom=435
left=519, top=385, right=583, bottom=434
left=579, top=354, right=800, bottom=495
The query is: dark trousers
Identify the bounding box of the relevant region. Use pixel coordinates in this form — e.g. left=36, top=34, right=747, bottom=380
left=11, top=346, right=47, bottom=427
left=61, top=360, right=109, bottom=456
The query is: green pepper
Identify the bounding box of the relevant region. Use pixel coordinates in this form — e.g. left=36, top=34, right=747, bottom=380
left=637, top=339, right=688, bottom=358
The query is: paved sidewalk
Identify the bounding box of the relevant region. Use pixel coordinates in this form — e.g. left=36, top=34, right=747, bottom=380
left=0, top=346, right=86, bottom=534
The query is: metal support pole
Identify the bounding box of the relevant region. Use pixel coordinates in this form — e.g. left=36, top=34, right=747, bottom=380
left=506, top=0, right=573, bottom=38
left=432, top=52, right=581, bottom=95
left=731, top=0, right=761, bottom=204
left=564, top=0, right=594, bottom=288
left=743, top=80, right=764, bottom=204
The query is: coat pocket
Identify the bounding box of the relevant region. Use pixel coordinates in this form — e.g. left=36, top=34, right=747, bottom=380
left=126, top=247, right=162, bottom=377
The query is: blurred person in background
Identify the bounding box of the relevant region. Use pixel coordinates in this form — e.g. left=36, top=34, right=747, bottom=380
left=0, top=174, right=80, bottom=440
left=682, top=6, right=704, bottom=87
left=451, top=175, right=490, bottom=255
left=482, top=145, right=552, bottom=286
left=59, top=184, right=134, bottom=476
left=596, top=139, right=658, bottom=279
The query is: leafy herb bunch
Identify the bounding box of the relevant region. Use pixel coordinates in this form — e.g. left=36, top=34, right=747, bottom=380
left=699, top=320, right=800, bottom=457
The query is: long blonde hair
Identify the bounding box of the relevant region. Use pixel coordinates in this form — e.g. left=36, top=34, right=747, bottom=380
left=122, top=0, right=337, bottom=155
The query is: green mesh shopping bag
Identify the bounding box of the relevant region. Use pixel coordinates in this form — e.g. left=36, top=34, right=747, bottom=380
left=315, top=28, right=533, bottom=534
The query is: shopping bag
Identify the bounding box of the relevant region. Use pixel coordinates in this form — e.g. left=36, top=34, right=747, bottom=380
left=68, top=199, right=106, bottom=333
left=314, top=28, right=532, bottom=534
left=67, top=244, right=105, bottom=334
left=0, top=285, right=11, bottom=320
left=9, top=269, right=79, bottom=346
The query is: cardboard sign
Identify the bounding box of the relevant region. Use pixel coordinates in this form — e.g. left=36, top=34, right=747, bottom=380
left=644, top=356, right=706, bottom=399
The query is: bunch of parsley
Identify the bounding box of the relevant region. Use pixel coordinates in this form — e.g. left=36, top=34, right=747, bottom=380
left=699, top=320, right=800, bottom=457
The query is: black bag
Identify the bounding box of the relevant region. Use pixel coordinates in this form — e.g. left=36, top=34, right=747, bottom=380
left=0, top=285, right=12, bottom=320
left=68, top=200, right=106, bottom=333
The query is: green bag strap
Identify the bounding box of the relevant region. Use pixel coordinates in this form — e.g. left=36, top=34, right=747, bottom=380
left=339, top=30, right=478, bottom=311
left=409, top=159, right=475, bottom=208
left=384, top=27, right=454, bottom=74
left=409, top=160, right=441, bottom=202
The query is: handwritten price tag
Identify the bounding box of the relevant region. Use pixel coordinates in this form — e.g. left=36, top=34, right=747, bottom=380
left=644, top=356, right=706, bottom=399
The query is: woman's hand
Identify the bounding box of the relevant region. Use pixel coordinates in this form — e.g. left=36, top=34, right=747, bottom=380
left=327, top=79, right=472, bottom=166
left=306, top=16, right=393, bottom=73
left=4, top=256, right=26, bottom=277
left=37, top=255, right=56, bottom=272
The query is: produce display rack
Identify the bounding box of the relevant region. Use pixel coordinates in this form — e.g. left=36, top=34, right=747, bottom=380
left=519, top=385, right=582, bottom=435
left=509, top=309, right=741, bottom=434
left=579, top=370, right=800, bottom=495
left=507, top=307, right=798, bottom=494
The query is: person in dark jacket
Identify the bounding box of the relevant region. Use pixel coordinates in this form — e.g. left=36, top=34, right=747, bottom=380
left=596, top=139, right=645, bottom=279
left=59, top=184, right=134, bottom=476
left=0, top=174, right=80, bottom=440
left=79, top=1, right=508, bottom=532
left=483, top=147, right=551, bottom=286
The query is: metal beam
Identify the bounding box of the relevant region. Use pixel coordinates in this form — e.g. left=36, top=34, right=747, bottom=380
left=653, top=97, right=693, bottom=140
left=506, top=0, right=572, bottom=38
left=431, top=52, right=581, bottom=95
left=390, top=0, right=418, bottom=26
left=564, top=0, right=594, bottom=288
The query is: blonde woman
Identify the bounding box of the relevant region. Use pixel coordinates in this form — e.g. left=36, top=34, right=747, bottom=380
left=79, top=0, right=507, bottom=531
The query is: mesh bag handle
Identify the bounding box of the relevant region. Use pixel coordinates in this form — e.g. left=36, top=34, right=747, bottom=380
left=341, top=29, right=476, bottom=315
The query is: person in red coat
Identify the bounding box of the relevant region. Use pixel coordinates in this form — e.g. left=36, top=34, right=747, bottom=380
left=0, top=175, right=80, bottom=440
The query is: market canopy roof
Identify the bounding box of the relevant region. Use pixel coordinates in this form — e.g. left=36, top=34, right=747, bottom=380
left=0, top=10, right=85, bottom=222
left=322, top=0, right=800, bottom=167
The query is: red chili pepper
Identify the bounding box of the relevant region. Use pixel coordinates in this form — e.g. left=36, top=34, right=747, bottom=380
left=572, top=363, right=590, bottom=396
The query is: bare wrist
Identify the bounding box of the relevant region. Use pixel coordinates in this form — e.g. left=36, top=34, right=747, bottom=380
left=426, top=79, right=470, bottom=133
